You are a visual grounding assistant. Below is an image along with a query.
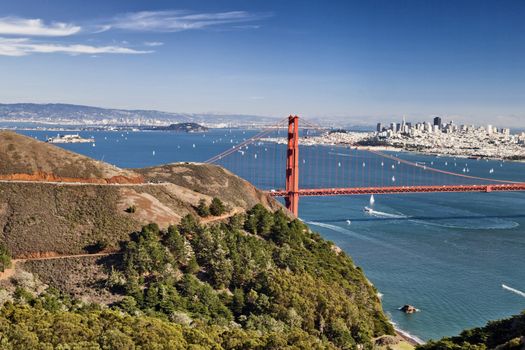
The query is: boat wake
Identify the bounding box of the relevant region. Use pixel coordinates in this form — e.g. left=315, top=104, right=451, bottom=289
left=304, top=221, right=408, bottom=253
left=502, top=284, right=525, bottom=298
left=364, top=208, right=408, bottom=219
left=411, top=218, right=519, bottom=230
left=305, top=221, right=360, bottom=236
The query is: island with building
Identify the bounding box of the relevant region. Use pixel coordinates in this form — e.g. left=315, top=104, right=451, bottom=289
left=46, top=134, right=95, bottom=144
left=143, top=122, right=209, bottom=132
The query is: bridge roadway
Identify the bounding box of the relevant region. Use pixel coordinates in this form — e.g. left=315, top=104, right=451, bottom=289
left=266, top=183, right=525, bottom=197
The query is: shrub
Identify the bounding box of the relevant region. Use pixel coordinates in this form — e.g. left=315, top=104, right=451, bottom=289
left=125, top=205, right=137, bottom=213
left=209, top=198, right=226, bottom=216
left=196, top=199, right=210, bottom=217
left=0, top=243, right=11, bottom=272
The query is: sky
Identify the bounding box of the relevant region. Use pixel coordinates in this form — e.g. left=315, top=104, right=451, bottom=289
left=0, top=0, right=524, bottom=126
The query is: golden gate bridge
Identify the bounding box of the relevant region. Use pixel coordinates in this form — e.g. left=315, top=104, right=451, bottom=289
left=206, top=116, right=525, bottom=216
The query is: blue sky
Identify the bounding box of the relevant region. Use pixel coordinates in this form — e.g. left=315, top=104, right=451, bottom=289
left=0, top=0, right=524, bottom=126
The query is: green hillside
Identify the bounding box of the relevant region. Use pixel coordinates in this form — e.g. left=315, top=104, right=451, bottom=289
left=0, top=207, right=393, bottom=349
left=418, top=312, right=525, bottom=350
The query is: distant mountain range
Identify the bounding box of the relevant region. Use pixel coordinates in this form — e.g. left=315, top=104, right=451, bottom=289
left=0, top=102, right=377, bottom=130
left=0, top=103, right=279, bottom=127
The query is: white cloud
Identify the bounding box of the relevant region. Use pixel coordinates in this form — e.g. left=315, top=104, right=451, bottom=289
left=0, top=10, right=269, bottom=57
left=144, top=41, right=164, bottom=47
left=105, top=10, right=268, bottom=32
left=0, top=37, right=153, bottom=56
left=0, top=17, right=81, bottom=36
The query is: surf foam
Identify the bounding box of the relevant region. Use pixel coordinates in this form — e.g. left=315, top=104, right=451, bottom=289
left=502, top=284, right=525, bottom=298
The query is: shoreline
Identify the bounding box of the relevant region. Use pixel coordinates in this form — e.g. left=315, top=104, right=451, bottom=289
left=395, top=327, right=425, bottom=346
left=261, top=137, right=525, bottom=164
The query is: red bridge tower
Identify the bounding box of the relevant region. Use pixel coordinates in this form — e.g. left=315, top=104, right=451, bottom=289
left=285, top=115, right=300, bottom=216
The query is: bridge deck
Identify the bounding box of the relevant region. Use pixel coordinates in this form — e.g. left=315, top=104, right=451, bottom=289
left=267, top=184, right=525, bottom=197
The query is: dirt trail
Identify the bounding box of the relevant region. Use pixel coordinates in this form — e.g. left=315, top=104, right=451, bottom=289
left=0, top=179, right=169, bottom=186
left=0, top=252, right=118, bottom=281
left=0, top=208, right=242, bottom=282
left=0, top=208, right=238, bottom=281
left=200, top=208, right=243, bottom=224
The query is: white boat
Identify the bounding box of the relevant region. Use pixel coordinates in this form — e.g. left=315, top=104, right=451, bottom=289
left=369, top=194, right=375, bottom=205
left=346, top=220, right=352, bottom=225
left=363, top=206, right=373, bottom=213
left=46, top=134, right=94, bottom=144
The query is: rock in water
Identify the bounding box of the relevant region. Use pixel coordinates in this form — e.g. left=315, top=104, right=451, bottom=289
left=400, top=304, right=418, bottom=314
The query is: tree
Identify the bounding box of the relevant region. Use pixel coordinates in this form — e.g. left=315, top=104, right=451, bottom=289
left=0, top=243, right=11, bottom=272
left=232, top=288, right=245, bottom=316
left=209, top=198, right=226, bottom=216
left=244, top=204, right=274, bottom=237
left=196, top=199, right=210, bottom=217
left=164, top=225, right=186, bottom=264
left=185, top=255, right=200, bottom=274
left=270, top=210, right=291, bottom=245
left=179, top=214, right=199, bottom=235
left=228, top=213, right=245, bottom=231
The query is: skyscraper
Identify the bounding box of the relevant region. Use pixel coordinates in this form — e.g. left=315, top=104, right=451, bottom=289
left=433, top=116, right=442, bottom=127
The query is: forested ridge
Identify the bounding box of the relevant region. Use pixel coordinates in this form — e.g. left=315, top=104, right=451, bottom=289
left=0, top=204, right=393, bottom=349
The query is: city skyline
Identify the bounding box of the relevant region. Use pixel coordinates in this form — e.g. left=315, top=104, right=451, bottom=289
left=1, top=0, right=525, bottom=126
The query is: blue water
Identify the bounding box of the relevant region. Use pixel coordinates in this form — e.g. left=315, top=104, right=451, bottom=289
left=13, top=128, right=525, bottom=341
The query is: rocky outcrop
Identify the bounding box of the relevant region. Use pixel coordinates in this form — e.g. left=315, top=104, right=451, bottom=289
left=400, top=304, right=418, bottom=313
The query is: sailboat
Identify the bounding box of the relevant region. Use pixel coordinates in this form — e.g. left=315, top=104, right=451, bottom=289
left=370, top=194, right=375, bottom=205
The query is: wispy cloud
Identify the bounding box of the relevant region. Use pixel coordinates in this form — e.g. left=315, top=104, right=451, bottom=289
left=0, top=17, right=81, bottom=36
left=0, top=37, right=152, bottom=56
left=0, top=10, right=268, bottom=57
left=102, top=10, right=269, bottom=32
left=144, top=41, right=164, bottom=47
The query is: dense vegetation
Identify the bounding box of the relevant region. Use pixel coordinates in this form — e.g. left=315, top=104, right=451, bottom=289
left=0, top=290, right=331, bottom=349
left=418, top=311, right=525, bottom=350
left=0, top=204, right=393, bottom=349
left=0, top=243, right=11, bottom=272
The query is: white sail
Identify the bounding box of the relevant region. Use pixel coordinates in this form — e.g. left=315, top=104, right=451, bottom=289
left=370, top=194, right=375, bottom=205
